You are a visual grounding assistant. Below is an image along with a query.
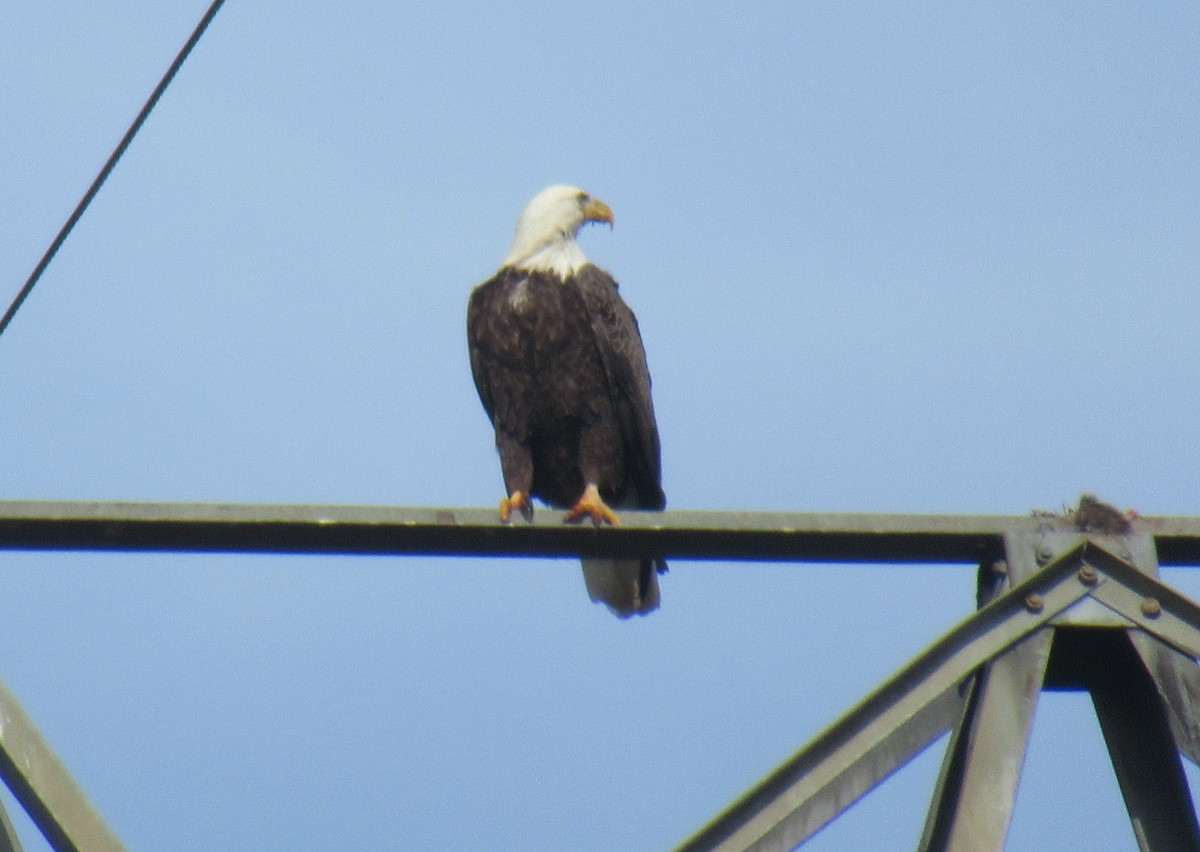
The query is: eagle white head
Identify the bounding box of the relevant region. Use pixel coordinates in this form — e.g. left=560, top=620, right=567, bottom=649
left=502, top=184, right=614, bottom=278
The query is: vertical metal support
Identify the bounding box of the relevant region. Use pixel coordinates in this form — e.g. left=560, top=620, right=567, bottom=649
left=917, top=533, right=1078, bottom=851
left=919, top=528, right=1200, bottom=852
left=917, top=628, right=1053, bottom=851
left=1130, top=631, right=1200, bottom=765
left=1088, top=631, right=1200, bottom=851
left=5, top=500, right=1200, bottom=851
left=677, top=548, right=1092, bottom=851
left=1007, top=528, right=1200, bottom=852
left=670, top=517, right=1200, bottom=851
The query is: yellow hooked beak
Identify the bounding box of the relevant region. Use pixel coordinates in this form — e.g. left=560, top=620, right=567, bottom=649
left=581, top=197, right=614, bottom=227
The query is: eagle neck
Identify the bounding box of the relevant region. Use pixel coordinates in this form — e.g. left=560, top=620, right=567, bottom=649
left=504, top=235, right=588, bottom=280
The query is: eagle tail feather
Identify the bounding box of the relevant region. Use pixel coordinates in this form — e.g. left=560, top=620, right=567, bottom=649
left=581, top=558, right=663, bottom=618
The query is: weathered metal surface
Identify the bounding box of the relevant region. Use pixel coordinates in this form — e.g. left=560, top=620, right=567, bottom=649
left=678, top=536, right=1200, bottom=851
left=918, top=629, right=1053, bottom=851
left=675, top=548, right=1093, bottom=851
left=0, top=676, right=125, bottom=851
left=1130, top=632, right=1200, bottom=766
left=919, top=536, right=1138, bottom=851
left=1089, top=631, right=1200, bottom=851
left=0, top=794, right=24, bottom=852
left=0, top=501, right=1016, bottom=563
left=689, top=688, right=964, bottom=852
left=5, top=503, right=1200, bottom=852
left=3, top=501, right=1200, bottom=565
left=1084, top=559, right=1200, bottom=661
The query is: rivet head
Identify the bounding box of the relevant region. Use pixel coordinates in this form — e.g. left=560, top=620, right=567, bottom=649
left=1024, top=593, right=1045, bottom=613
left=1035, top=546, right=1054, bottom=566
left=1078, top=565, right=1099, bottom=586
left=1141, top=597, right=1162, bottom=619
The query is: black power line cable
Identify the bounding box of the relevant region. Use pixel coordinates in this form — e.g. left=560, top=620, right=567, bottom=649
left=0, top=0, right=228, bottom=339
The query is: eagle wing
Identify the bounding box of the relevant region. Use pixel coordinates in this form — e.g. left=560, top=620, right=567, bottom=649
left=466, top=272, right=508, bottom=430
left=467, top=307, right=492, bottom=422
left=573, top=264, right=665, bottom=510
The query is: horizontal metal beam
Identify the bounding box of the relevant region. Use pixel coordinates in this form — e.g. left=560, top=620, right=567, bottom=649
left=0, top=501, right=1011, bottom=562
left=3, top=501, right=1200, bottom=565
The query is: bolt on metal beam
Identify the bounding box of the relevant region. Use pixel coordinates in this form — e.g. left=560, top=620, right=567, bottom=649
left=676, top=545, right=1095, bottom=851
left=7, top=501, right=1200, bottom=852
left=679, top=536, right=1200, bottom=851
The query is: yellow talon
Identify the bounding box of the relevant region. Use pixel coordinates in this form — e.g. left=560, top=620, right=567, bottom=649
left=500, top=491, right=532, bottom=523
left=564, top=483, right=621, bottom=527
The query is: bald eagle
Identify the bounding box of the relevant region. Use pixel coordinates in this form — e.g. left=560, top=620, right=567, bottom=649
left=467, top=185, right=666, bottom=617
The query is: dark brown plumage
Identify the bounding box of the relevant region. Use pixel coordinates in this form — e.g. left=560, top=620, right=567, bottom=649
left=467, top=186, right=666, bottom=617
left=1070, top=493, right=1137, bottom=535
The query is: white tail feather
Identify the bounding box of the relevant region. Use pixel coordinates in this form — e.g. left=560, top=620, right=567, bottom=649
left=581, top=559, right=660, bottom=618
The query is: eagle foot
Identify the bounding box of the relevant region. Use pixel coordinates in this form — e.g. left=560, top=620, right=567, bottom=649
left=500, top=491, right=533, bottom=523
left=563, top=483, right=621, bottom=527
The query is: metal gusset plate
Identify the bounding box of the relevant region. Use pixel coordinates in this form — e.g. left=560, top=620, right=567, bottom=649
left=676, top=548, right=1094, bottom=851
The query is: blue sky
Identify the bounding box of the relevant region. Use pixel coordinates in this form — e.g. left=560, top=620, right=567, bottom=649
left=2, top=2, right=1199, bottom=849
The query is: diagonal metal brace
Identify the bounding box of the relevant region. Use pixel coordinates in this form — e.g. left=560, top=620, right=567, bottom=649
left=676, top=545, right=1097, bottom=851
left=1040, top=538, right=1200, bottom=769
left=917, top=626, right=1053, bottom=851
left=926, top=537, right=1200, bottom=852
left=0, top=674, right=125, bottom=851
